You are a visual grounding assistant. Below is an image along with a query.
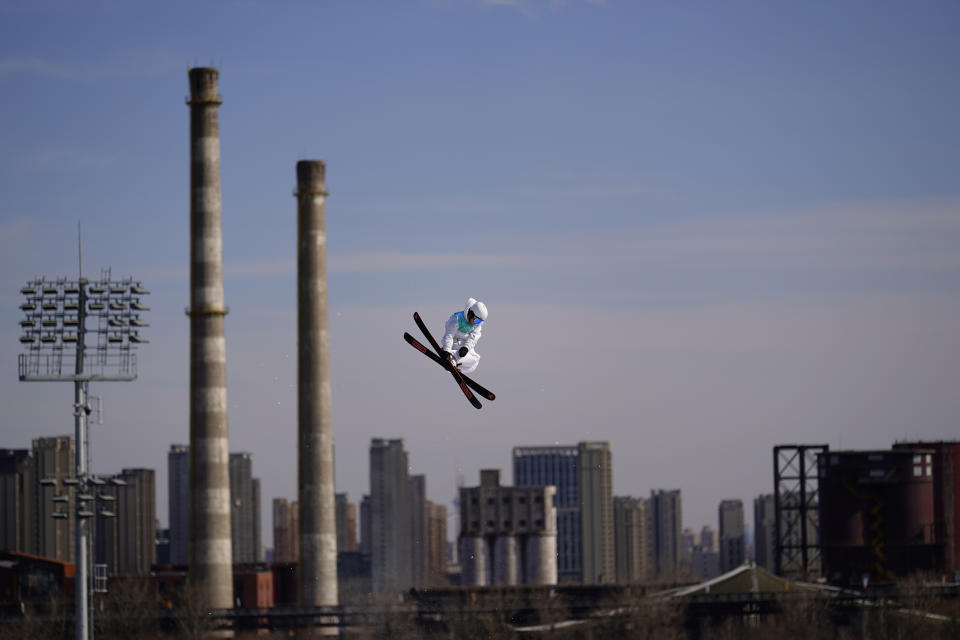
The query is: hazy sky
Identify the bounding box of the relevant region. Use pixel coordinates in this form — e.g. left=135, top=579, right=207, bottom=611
left=2, top=0, right=959, bottom=548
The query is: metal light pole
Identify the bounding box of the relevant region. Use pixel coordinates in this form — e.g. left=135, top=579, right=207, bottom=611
left=18, top=269, right=149, bottom=640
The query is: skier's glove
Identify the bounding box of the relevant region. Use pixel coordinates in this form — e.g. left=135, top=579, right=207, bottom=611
left=458, top=346, right=469, bottom=358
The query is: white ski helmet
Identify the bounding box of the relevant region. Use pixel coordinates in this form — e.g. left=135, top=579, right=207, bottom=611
left=466, top=298, right=488, bottom=324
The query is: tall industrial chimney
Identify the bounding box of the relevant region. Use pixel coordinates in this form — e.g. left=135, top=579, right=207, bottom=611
left=296, top=161, right=339, bottom=612
left=187, top=67, right=233, bottom=611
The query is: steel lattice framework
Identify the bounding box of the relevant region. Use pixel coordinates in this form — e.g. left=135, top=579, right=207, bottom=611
left=774, top=444, right=828, bottom=579
left=18, top=272, right=148, bottom=382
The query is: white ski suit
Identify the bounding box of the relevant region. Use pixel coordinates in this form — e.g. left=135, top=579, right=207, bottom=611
left=440, top=298, right=484, bottom=374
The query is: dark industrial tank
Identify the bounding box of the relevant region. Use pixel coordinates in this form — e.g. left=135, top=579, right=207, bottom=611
left=817, top=449, right=941, bottom=585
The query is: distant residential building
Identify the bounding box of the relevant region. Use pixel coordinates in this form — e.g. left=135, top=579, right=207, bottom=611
left=156, top=527, right=170, bottom=565
left=359, top=495, right=371, bottom=557
left=700, top=525, right=718, bottom=553
left=459, top=469, right=558, bottom=586
left=96, top=468, right=157, bottom=576
left=613, top=496, right=646, bottom=582
left=119, top=468, right=156, bottom=575
left=426, top=502, right=447, bottom=585
left=0, top=449, right=35, bottom=554
left=718, top=499, right=746, bottom=573
left=229, top=452, right=262, bottom=563
left=513, top=446, right=580, bottom=582
left=410, top=475, right=426, bottom=587
left=680, top=528, right=697, bottom=565
left=691, top=545, right=720, bottom=580
left=335, top=493, right=358, bottom=553
left=647, top=489, right=682, bottom=580
left=33, top=436, right=75, bottom=562
left=512, top=442, right=613, bottom=584
left=405, top=475, right=447, bottom=587
left=754, top=494, right=776, bottom=572
left=252, top=478, right=262, bottom=562
left=579, top=442, right=614, bottom=584
left=273, top=498, right=299, bottom=563
left=167, top=444, right=189, bottom=565
left=119, top=469, right=156, bottom=575
left=370, top=438, right=413, bottom=592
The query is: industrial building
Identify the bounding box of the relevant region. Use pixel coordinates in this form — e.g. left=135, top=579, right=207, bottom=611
left=459, top=469, right=558, bottom=586
left=817, top=448, right=941, bottom=584
left=892, top=441, right=960, bottom=574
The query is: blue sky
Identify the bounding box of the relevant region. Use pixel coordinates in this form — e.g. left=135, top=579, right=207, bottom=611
left=2, top=0, right=959, bottom=547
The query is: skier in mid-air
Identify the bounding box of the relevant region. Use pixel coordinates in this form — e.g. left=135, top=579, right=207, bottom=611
left=440, top=297, right=488, bottom=374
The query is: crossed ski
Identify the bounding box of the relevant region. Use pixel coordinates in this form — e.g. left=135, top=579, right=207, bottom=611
left=405, top=312, right=495, bottom=409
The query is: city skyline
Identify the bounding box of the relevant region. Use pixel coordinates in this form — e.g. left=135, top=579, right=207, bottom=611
left=2, top=1, right=959, bottom=551
left=5, top=434, right=957, bottom=586
left=5, top=432, right=774, bottom=553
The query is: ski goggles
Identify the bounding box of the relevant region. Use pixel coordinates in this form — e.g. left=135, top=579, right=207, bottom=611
left=467, top=311, right=483, bottom=325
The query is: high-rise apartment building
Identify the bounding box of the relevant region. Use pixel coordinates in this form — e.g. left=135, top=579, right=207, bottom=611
left=118, top=468, right=156, bottom=576
left=167, top=444, right=189, bottom=565
left=613, top=496, right=645, bottom=582
left=410, top=475, right=427, bottom=587
left=359, top=495, right=371, bottom=557
left=0, top=449, right=35, bottom=554
left=33, top=436, right=75, bottom=562
left=96, top=468, right=157, bottom=576
left=252, top=478, right=262, bottom=562
left=753, top=494, right=776, bottom=572
left=680, top=528, right=697, bottom=565
left=700, top=525, right=718, bottom=553
left=229, top=452, right=261, bottom=563
left=335, top=493, right=357, bottom=553
left=273, top=498, right=299, bottom=562
left=691, top=545, right=720, bottom=580
left=426, top=501, right=447, bottom=586
left=512, top=446, right=579, bottom=582
left=647, top=489, right=682, bottom=580
left=370, top=438, right=413, bottom=592
left=578, top=442, right=614, bottom=584
left=171, top=446, right=262, bottom=565
left=512, top=442, right=613, bottom=584
left=718, top=499, right=746, bottom=573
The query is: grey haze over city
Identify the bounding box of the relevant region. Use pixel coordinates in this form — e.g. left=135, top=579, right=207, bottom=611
left=2, top=1, right=959, bottom=548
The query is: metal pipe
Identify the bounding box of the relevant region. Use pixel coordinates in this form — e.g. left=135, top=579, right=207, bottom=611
left=187, top=67, right=233, bottom=611
left=296, top=161, right=339, bottom=616
left=74, top=380, right=89, bottom=640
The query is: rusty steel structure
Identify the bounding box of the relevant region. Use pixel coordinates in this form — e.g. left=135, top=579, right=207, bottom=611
left=773, top=444, right=827, bottom=580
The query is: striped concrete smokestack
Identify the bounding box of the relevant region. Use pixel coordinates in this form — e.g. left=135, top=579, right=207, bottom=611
left=187, top=67, right=233, bottom=611
left=296, top=161, right=339, bottom=614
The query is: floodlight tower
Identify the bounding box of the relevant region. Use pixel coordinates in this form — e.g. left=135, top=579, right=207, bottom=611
left=18, top=269, right=149, bottom=640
